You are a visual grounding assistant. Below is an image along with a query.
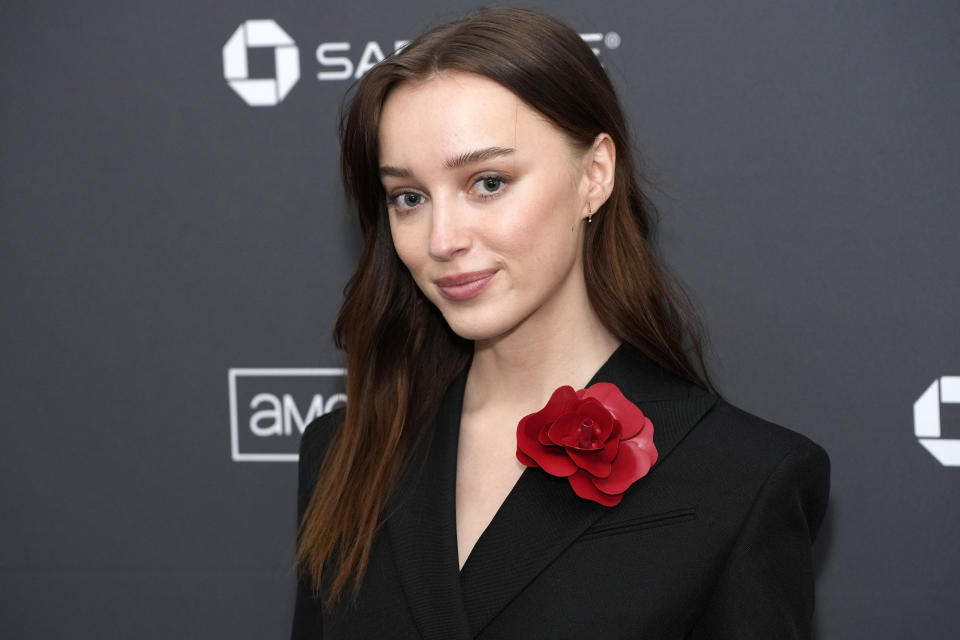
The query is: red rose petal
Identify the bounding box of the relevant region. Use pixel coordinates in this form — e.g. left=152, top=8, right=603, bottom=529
left=568, top=470, right=622, bottom=506
left=516, top=414, right=545, bottom=457
left=567, top=447, right=613, bottom=478
left=548, top=412, right=602, bottom=450
left=517, top=431, right=578, bottom=477
left=537, top=448, right=579, bottom=477
left=592, top=437, right=656, bottom=495
left=582, top=382, right=649, bottom=439
left=517, top=413, right=578, bottom=477
left=573, top=397, right=617, bottom=441
left=542, top=386, right=578, bottom=420
left=519, top=407, right=551, bottom=446
left=624, top=415, right=653, bottom=441
left=517, top=382, right=658, bottom=506
left=624, top=428, right=658, bottom=467
left=516, top=448, right=538, bottom=468
left=596, top=425, right=622, bottom=464
left=536, top=423, right=554, bottom=446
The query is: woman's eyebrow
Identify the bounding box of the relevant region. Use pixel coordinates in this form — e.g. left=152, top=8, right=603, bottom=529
left=379, top=146, right=515, bottom=178
left=444, top=146, right=515, bottom=169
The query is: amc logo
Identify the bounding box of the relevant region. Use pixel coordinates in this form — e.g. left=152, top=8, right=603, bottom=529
left=228, top=368, right=346, bottom=462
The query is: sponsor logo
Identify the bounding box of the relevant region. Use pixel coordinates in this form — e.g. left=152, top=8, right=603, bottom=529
left=223, top=21, right=621, bottom=105
left=580, top=31, right=622, bottom=56
left=316, top=40, right=410, bottom=81
left=314, top=31, right=620, bottom=81
left=228, top=368, right=346, bottom=462
left=914, top=376, right=960, bottom=466
left=223, top=20, right=300, bottom=106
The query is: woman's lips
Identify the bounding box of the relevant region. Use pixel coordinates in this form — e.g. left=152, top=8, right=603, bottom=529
left=434, top=269, right=498, bottom=301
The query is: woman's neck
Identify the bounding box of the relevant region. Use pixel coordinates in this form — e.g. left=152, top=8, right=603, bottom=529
left=463, top=306, right=620, bottom=418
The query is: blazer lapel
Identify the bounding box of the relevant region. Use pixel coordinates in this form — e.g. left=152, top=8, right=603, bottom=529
left=458, top=344, right=718, bottom=637
left=386, top=372, right=472, bottom=640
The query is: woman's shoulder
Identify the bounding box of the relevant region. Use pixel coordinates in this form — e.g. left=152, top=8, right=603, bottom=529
left=668, top=396, right=830, bottom=530
left=641, top=395, right=831, bottom=550
left=607, top=344, right=828, bottom=476
left=696, top=397, right=830, bottom=474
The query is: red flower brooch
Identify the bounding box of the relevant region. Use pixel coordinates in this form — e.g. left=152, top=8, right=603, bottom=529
left=516, top=383, right=658, bottom=506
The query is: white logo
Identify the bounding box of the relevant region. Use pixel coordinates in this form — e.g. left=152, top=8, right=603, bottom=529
left=580, top=31, right=621, bottom=57
left=228, top=368, right=346, bottom=462
left=914, top=376, right=960, bottom=466
left=316, top=40, right=409, bottom=81
left=314, top=32, right=620, bottom=82
left=222, top=23, right=621, bottom=105
left=223, top=20, right=300, bottom=106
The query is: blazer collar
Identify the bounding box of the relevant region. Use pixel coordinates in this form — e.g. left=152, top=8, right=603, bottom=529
left=386, top=343, right=718, bottom=639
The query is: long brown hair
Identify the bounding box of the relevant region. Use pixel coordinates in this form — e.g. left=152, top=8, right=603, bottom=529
left=297, top=7, right=713, bottom=605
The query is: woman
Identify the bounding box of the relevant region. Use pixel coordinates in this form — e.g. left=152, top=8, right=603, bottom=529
left=293, top=7, right=829, bottom=639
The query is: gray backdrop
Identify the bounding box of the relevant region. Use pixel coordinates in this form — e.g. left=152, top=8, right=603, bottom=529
left=2, top=0, right=958, bottom=637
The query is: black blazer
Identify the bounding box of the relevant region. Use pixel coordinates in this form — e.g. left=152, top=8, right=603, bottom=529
left=292, top=344, right=830, bottom=639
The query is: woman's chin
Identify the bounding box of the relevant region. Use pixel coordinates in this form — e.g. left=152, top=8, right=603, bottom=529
left=441, top=314, right=513, bottom=343
left=445, top=323, right=502, bottom=343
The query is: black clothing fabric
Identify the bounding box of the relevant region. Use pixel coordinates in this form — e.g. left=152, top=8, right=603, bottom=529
left=292, top=344, right=830, bottom=639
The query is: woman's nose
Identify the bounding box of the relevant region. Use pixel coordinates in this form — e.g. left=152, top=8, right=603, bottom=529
left=428, top=196, right=471, bottom=261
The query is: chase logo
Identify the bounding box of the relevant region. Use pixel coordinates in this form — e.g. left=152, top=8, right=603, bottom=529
left=914, top=376, right=960, bottom=466
left=223, top=20, right=300, bottom=106
left=228, top=368, right=346, bottom=461
left=221, top=22, right=620, bottom=105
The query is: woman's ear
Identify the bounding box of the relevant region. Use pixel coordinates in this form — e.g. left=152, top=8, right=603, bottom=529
left=583, top=133, right=616, bottom=219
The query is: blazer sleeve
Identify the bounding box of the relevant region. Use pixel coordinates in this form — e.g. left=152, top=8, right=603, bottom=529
left=687, top=439, right=831, bottom=640
left=291, top=409, right=344, bottom=640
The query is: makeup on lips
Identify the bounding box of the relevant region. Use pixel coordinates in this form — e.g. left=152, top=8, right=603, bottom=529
left=434, top=269, right=498, bottom=301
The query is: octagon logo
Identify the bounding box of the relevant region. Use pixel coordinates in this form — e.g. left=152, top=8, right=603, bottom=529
left=914, top=376, right=960, bottom=466
left=223, top=20, right=300, bottom=106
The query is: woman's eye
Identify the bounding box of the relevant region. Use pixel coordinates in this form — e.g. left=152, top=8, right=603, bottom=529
left=390, top=191, right=424, bottom=212
left=401, top=193, right=422, bottom=207
left=474, top=176, right=505, bottom=197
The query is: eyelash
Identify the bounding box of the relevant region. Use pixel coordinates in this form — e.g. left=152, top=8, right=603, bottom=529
left=387, top=174, right=509, bottom=213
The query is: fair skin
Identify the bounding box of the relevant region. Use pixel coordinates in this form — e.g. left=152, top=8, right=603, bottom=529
left=378, top=71, right=619, bottom=569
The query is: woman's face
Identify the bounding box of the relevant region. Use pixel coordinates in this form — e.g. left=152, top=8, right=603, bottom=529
left=377, top=71, right=593, bottom=343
